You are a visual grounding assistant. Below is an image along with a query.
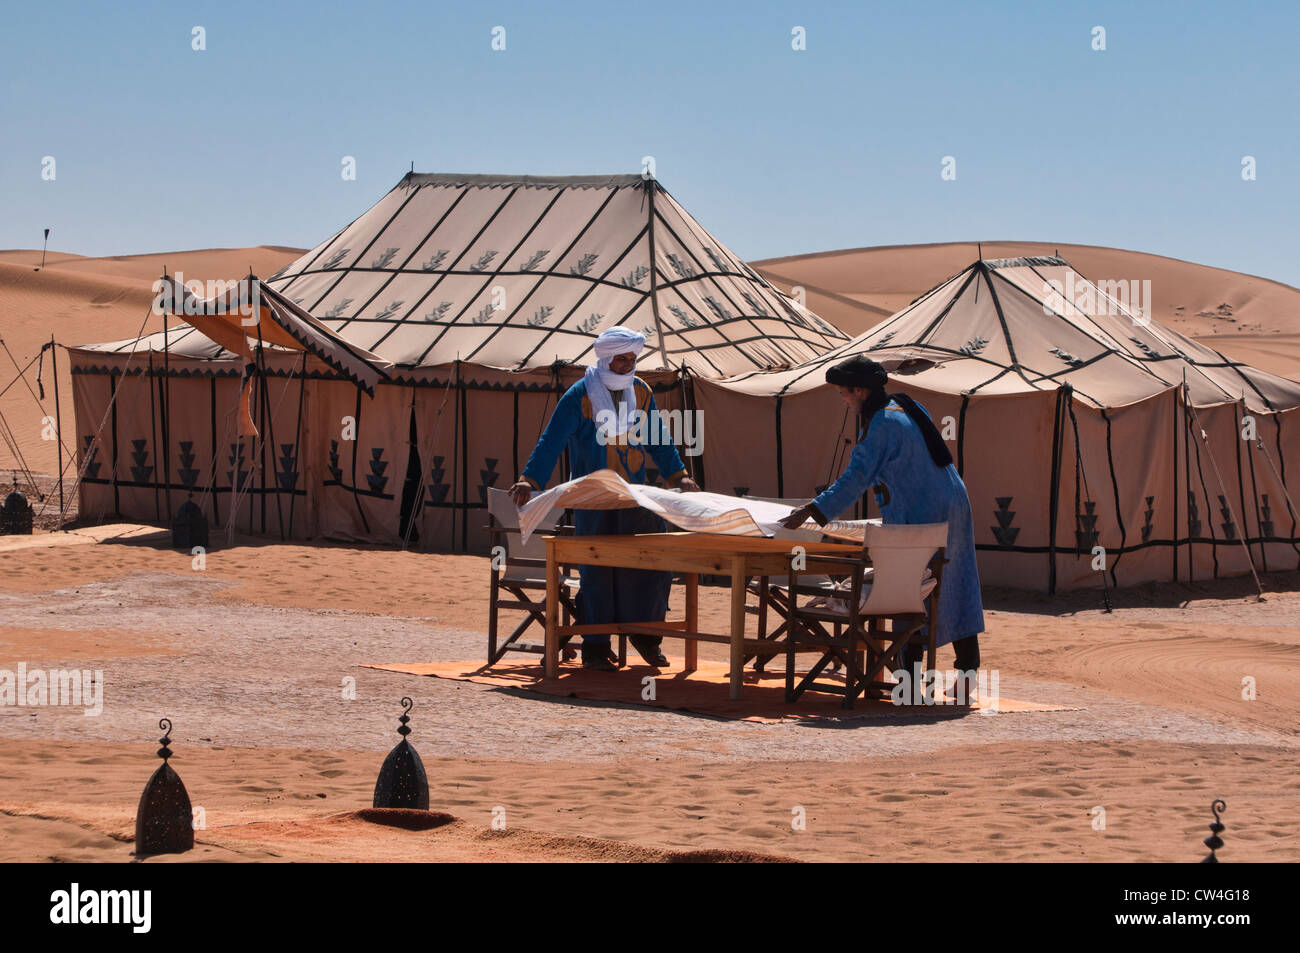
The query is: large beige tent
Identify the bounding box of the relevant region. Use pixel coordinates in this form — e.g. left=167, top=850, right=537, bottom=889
left=696, top=256, right=1300, bottom=590
left=66, top=172, right=846, bottom=551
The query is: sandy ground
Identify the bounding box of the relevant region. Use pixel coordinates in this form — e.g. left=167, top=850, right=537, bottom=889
left=0, top=527, right=1296, bottom=862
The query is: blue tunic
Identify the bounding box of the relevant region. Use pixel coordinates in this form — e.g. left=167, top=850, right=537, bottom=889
left=811, top=400, right=984, bottom=646
left=521, top=378, right=688, bottom=641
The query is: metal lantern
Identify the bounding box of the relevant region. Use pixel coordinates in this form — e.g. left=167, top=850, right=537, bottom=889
left=172, top=494, right=209, bottom=550
left=0, top=476, right=33, bottom=535
left=1201, top=798, right=1227, bottom=863
left=134, top=718, right=194, bottom=855
left=373, top=697, right=430, bottom=810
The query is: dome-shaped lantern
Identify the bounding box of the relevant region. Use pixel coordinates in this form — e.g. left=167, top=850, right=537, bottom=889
left=171, top=494, right=209, bottom=550
left=134, top=717, right=194, bottom=855
left=373, top=697, right=430, bottom=810
left=0, top=476, right=34, bottom=535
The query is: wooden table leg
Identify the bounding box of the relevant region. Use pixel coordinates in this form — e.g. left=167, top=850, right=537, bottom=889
left=729, top=558, right=746, bottom=700
left=544, top=541, right=560, bottom=679
left=685, top=572, right=699, bottom=672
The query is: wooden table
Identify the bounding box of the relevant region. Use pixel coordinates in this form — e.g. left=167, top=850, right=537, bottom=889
left=543, top=532, right=860, bottom=700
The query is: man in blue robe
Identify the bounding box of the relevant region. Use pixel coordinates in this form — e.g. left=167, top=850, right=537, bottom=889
left=509, top=327, right=699, bottom=671
left=782, top=355, right=984, bottom=696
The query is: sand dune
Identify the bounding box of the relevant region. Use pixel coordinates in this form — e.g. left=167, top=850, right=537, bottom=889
left=0, top=247, right=303, bottom=477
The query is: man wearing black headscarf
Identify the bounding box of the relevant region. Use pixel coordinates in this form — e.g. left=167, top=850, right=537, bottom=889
left=782, top=355, right=984, bottom=697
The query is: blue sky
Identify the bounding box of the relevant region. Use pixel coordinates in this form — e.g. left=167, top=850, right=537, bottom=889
left=3, top=0, right=1297, bottom=285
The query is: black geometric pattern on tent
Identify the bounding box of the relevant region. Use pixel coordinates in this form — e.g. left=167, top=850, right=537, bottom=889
left=425, top=456, right=450, bottom=505
left=470, top=186, right=646, bottom=370
left=991, top=497, right=1019, bottom=547
left=478, top=457, right=501, bottom=505
left=262, top=174, right=844, bottom=376
left=321, top=443, right=394, bottom=500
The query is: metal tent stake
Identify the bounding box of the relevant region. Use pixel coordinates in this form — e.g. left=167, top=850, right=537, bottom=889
left=373, top=697, right=430, bottom=810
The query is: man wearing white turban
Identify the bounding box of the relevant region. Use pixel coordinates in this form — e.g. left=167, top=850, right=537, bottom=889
left=510, top=327, right=700, bottom=671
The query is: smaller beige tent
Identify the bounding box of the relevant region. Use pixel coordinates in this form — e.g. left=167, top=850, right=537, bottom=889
left=696, top=256, right=1300, bottom=591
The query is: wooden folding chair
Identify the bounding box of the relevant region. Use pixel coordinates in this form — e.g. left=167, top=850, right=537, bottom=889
left=784, top=522, right=947, bottom=708
left=485, top=488, right=584, bottom=666
left=743, top=500, right=840, bottom=671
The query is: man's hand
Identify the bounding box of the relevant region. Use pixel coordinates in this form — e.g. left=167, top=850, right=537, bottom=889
left=678, top=476, right=701, bottom=493
left=781, top=503, right=815, bottom=530
left=508, top=481, right=533, bottom=507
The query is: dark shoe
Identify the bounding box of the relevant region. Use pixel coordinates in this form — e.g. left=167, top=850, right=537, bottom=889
left=629, top=636, right=666, bottom=668
left=581, top=647, right=619, bottom=672
left=637, top=647, right=669, bottom=668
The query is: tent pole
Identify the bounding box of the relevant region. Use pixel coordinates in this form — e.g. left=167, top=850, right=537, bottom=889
left=1046, top=387, right=1065, bottom=595
left=644, top=179, right=670, bottom=369
left=50, top=335, right=63, bottom=523
left=110, top=370, right=120, bottom=517
left=459, top=362, right=469, bottom=551
left=148, top=351, right=160, bottom=521
left=287, top=352, right=307, bottom=538
left=161, top=303, right=172, bottom=523
left=209, top=376, right=220, bottom=528
left=348, top=385, right=369, bottom=535
left=774, top=395, right=784, bottom=498
left=1185, top=388, right=1263, bottom=598
left=1171, top=388, right=1179, bottom=582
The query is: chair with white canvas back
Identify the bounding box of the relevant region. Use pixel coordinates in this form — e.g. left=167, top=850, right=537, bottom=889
left=743, top=497, right=843, bottom=671
left=485, top=488, right=595, bottom=666
left=785, top=522, right=947, bottom=708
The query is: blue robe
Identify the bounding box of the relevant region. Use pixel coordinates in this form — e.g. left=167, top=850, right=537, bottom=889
left=522, top=377, right=688, bottom=644
left=811, top=400, right=984, bottom=646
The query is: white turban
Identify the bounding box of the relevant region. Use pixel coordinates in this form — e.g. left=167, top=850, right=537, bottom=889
left=585, top=327, right=646, bottom=438
left=592, top=326, right=646, bottom=361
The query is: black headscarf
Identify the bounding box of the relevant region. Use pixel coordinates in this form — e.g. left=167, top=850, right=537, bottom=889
left=825, top=355, right=953, bottom=468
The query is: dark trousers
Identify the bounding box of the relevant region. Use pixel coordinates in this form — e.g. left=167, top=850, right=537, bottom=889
left=899, top=633, right=981, bottom=674
left=574, top=506, right=671, bottom=657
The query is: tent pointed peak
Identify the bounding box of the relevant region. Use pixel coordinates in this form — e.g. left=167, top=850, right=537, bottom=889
left=979, top=255, right=1070, bottom=270
left=398, top=171, right=651, bottom=191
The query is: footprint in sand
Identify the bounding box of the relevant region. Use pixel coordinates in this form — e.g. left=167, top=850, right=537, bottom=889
left=1016, top=786, right=1061, bottom=798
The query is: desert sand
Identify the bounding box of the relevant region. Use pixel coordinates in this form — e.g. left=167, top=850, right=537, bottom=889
left=0, top=526, right=1296, bottom=862
left=0, top=247, right=303, bottom=481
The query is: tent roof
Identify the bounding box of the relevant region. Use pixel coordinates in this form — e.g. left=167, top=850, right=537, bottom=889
left=717, top=256, right=1300, bottom=412
left=242, top=171, right=846, bottom=377
left=72, top=276, right=390, bottom=394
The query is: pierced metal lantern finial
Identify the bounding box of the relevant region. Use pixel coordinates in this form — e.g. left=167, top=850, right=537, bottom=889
left=134, top=717, right=194, bottom=855
left=172, top=493, right=209, bottom=550
left=1201, top=799, right=1227, bottom=863
left=373, top=697, right=429, bottom=810
left=1, top=474, right=34, bottom=536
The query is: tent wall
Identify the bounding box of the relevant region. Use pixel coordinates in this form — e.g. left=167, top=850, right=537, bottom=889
left=697, top=375, right=1300, bottom=591
left=70, top=350, right=313, bottom=540
left=70, top=348, right=1300, bottom=589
